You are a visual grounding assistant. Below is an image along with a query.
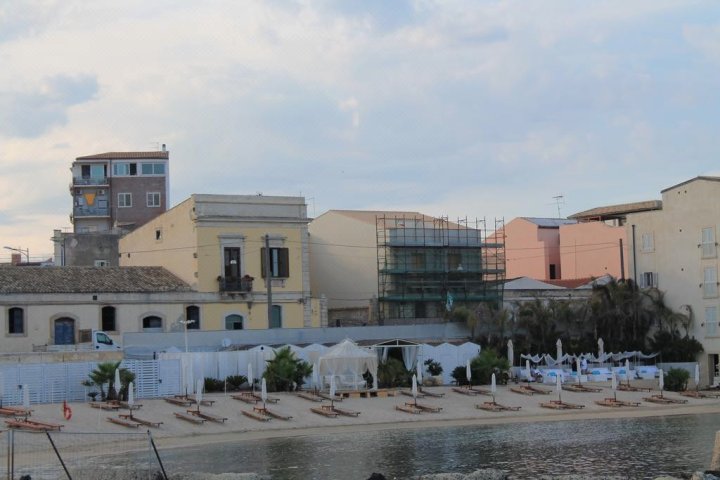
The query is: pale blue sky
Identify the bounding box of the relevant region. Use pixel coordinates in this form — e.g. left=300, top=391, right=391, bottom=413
left=1, top=1, right=719, bottom=259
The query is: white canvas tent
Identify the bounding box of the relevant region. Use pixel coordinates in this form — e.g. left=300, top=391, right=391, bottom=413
left=318, top=339, right=379, bottom=390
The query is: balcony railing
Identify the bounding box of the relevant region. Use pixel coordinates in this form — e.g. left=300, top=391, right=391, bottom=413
left=220, top=276, right=253, bottom=293
left=72, top=176, right=109, bottom=186
left=73, top=206, right=110, bottom=217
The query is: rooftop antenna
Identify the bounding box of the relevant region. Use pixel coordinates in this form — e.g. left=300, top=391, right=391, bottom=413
left=552, top=195, right=565, bottom=218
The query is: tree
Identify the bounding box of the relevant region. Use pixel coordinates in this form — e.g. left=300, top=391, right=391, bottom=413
left=451, top=306, right=478, bottom=340
left=87, top=361, right=135, bottom=401
left=263, top=346, right=313, bottom=392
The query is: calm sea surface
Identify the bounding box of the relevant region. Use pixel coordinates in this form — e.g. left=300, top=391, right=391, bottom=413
left=156, top=414, right=719, bottom=479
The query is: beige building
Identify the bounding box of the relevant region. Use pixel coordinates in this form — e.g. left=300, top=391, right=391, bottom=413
left=120, top=194, right=325, bottom=331
left=626, top=176, right=720, bottom=384
left=0, top=266, right=192, bottom=353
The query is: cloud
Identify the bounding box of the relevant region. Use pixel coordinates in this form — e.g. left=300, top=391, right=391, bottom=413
left=0, top=74, right=98, bottom=138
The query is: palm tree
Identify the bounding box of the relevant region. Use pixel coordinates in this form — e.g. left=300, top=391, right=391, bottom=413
left=263, top=347, right=312, bottom=392
left=87, top=361, right=135, bottom=401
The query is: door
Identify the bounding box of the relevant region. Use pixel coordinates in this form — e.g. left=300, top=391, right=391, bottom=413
left=54, top=318, right=75, bottom=345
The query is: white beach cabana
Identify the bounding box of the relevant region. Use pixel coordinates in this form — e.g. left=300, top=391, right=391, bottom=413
left=318, top=339, right=379, bottom=391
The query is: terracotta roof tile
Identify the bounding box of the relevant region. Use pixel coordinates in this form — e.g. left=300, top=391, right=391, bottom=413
left=75, top=151, right=169, bottom=160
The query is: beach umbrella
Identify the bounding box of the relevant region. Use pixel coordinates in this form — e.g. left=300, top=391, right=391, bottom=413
left=466, top=359, right=472, bottom=385
left=576, top=357, right=582, bottom=385
left=114, top=367, right=121, bottom=400
left=695, top=363, right=700, bottom=390
left=556, top=372, right=562, bottom=403
left=598, top=338, right=604, bottom=362
left=312, top=362, right=320, bottom=391
left=411, top=374, right=418, bottom=403
left=507, top=339, right=514, bottom=367
left=416, top=362, right=423, bottom=387
left=611, top=371, right=617, bottom=400
left=128, top=381, right=135, bottom=408
left=22, top=385, right=30, bottom=408
left=186, top=357, right=194, bottom=395
left=491, top=373, right=497, bottom=403
left=556, top=339, right=563, bottom=365
left=195, top=379, right=203, bottom=406
left=247, top=363, right=254, bottom=393
left=261, top=378, right=268, bottom=408
left=625, top=359, right=631, bottom=385
left=329, top=375, right=337, bottom=407
left=658, top=369, right=664, bottom=395
left=525, top=360, right=531, bottom=382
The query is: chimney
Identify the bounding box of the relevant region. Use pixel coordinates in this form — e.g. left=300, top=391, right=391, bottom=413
left=10, top=253, right=21, bottom=266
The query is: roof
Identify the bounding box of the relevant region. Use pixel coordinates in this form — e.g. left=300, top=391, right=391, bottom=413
left=542, top=277, right=596, bottom=289
left=569, top=200, right=662, bottom=220
left=520, top=217, right=577, bottom=228
left=75, top=151, right=169, bottom=160
left=660, top=176, right=720, bottom=193
left=504, top=277, right=567, bottom=290
left=0, top=267, right=191, bottom=294
left=322, top=210, right=429, bottom=225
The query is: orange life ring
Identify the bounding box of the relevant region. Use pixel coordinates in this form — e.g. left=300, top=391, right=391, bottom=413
left=63, top=401, right=72, bottom=420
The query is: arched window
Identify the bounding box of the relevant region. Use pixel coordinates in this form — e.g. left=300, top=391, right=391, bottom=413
left=225, top=314, right=244, bottom=330
left=185, top=306, right=200, bottom=330
left=142, top=315, right=163, bottom=331
left=101, top=306, right=116, bottom=331
left=8, top=307, right=24, bottom=335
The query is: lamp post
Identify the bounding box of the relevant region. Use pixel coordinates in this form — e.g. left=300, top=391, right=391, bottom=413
left=3, top=246, right=29, bottom=263
left=180, top=319, right=196, bottom=353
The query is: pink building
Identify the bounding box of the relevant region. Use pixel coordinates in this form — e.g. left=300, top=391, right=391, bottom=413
left=559, top=222, right=627, bottom=280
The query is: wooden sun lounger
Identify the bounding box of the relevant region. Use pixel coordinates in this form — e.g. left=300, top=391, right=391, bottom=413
left=231, top=394, right=258, bottom=404
left=165, top=397, right=193, bottom=407
left=452, top=387, right=479, bottom=396
left=329, top=406, right=360, bottom=417
left=118, top=414, right=162, bottom=428
left=232, top=392, right=279, bottom=404
left=681, top=390, right=718, bottom=399
left=6, top=419, right=63, bottom=431
left=297, top=392, right=323, bottom=402
left=405, top=402, right=442, bottom=413
left=188, top=409, right=227, bottom=423
left=395, top=404, right=422, bottom=414
left=476, top=401, right=521, bottom=412
left=618, top=384, right=652, bottom=392
left=511, top=386, right=535, bottom=396
left=470, top=387, right=492, bottom=395
left=595, top=398, right=641, bottom=408
left=400, top=390, right=425, bottom=399
left=90, top=402, right=121, bottom=411
left=419, top=388, right=445, bottom=398
left=643, top=395, right=688, bottom=404
left=0, top=407, right=29, bottom=418
left=174, top=412, right=206, bottom=424
left=540, top=400, right=585, bottom=410
left=317, top=392, right=342, bottom=402
left=107, top=417, right=141, bottom=428
left=562, top=384, right=603, bottom=393
left=0, top=406, right=32, bottom=416
left=252, top=406, right=291, bottom=421
left=242, top=409, right=272, bottom=422
left=113, top=401, right=143, bottom=410
left=311, top=407, right=338, bottom=418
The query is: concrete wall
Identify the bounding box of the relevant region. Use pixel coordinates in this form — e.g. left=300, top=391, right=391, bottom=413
left=56, top=232, right=120, bottom=267
left=110, top=175, right=167, bottom=228
left=560, top=222, right=627, bottom=279
left=504, top=218, right=560, bottom=280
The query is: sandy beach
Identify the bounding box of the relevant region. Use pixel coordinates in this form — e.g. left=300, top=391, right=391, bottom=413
left=9, top=378, right=720, bottom=456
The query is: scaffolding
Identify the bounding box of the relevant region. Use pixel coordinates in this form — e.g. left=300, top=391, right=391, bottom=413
left=376, top=214, right=505, bottom=323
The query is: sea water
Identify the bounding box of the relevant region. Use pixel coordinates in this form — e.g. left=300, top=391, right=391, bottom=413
left=154, top=414, right=718, bottom=479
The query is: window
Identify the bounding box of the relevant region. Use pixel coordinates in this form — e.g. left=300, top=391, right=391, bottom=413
left=185, top=306, right=200, bottom=330
left=224, top=247, right=241, bottom=279
left=270, top=305, right=282, bottom=329
left=549, top=264, right=557, bottom=280
left=147, top=192, right=161, bottom=208
left=225, top=314, right=244, bottom=330
left=261, top=248, right=290, bottom=278
left=95, top=331, right=113, bottom=345
left=155, top=228, right=162, bottom=241
left=112, top=162, right=137, bottom=176
left=641, top=233, right=654, bottom=252
left=101, top=306, right=116, bottom=331
left=704, top=267, right=718, bottom=298
left=142, top=315, right=163, bottom=331
left=141, top=163, right=165, bottom=175
left=706, top=307, right=718, bottom=337
left=702, top=227, right=717, bottom=259
left=447, top=252, right=461, bottom=271
left=118, top=193, right=132, bottom=208
left=640, top=272, right=658, bottom=288
left=94, top=260, right=108, bottom=267
left=8, top=307, right=24, bottom=335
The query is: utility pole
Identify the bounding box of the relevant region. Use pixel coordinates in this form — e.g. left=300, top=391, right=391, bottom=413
left=264, top=235, right=272, bottom=327
left=619, top=238, right=625, bottom=281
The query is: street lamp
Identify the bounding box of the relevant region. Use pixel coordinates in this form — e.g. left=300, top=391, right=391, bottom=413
left=3, top=246, right=30, bottom=263
left=180, top=319, right=196, bottom=353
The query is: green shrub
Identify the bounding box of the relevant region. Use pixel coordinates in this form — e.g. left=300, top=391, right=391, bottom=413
left=204, top=378, right=225, bottom=392
left=263, top=346, right=313, bottom=391
left=424, top=358, right=443, bottom=376
left=664, top=368, right=690, bottom=392
left=377, top=357, right=412, bottom=388
left=450, top=349, right=510, bottom=386
left=225, top=375, right=247, bottom=391
left=649, top=331, right=704, bottom=362
left=451, top=365, right=469, bottom=386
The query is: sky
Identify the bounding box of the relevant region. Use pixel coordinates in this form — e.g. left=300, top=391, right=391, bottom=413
left=1, top=0, right=720, bottom=261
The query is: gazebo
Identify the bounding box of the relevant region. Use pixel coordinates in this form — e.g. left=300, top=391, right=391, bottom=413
left=318, top=339, right=379, bottom=390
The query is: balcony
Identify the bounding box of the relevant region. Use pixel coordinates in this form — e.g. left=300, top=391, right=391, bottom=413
left=73, top=206, right=110, bottom=217
left=72, top=176, right=109, bottom=186
left=220, top=276, right=253, bottom=293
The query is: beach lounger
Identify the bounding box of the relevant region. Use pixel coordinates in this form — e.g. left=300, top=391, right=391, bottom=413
left=476, top=401, right=521, bottom=412
left=311, top=407, right=338, bottom=418
left=317, top=392, right=342, bottom=402
left=107, top=417, right=141, bottom=428
left=90, top=402, right=121, bottom=411
left=165, top=397, right=193, bottom=407
left=595, top=398, right=641, bottom=408
left=680, top=390, right=719, bottom=399
left=329, top=406, right=360, bottom=417
left=617, top=384, right=652, bottom=393
left=115, top=401, right=143, bottom=410
left=174, top=412, right=206, bottom=424
left=188, top=409, right=227, bottom=423
left=405, top=402, right=442, bottom=413
left=0, top=407, right=30, bottom=418
left=6, top=419, right=63, bottom=431
left=400, top=390, right=426, bottom=399
left=452, top=387, right=479, bottom=396
left=252, top=406, right=291, bottom=420
left=0, top=406, right=32, bottom=416
left=540, top=400, right=585, bottom=410
left=395, top=404, right=422, bottom=414
left=297, top=392, right=323, bottom=402
left=643, top=395, right=688, bottom=405
left=242, top=410, right=272, bottom=422
left=470, top=387, right=492, bottom=395
left=231, top=394, right=259, bottom=404
left=419, top=388, right=445, bottom=398
left=118, top=414, right=162, bottom=428
left=562, top=384, right=602, bottom=393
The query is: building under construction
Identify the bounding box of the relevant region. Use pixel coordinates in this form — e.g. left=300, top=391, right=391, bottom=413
left=376, top=215, right=505, bottom=324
